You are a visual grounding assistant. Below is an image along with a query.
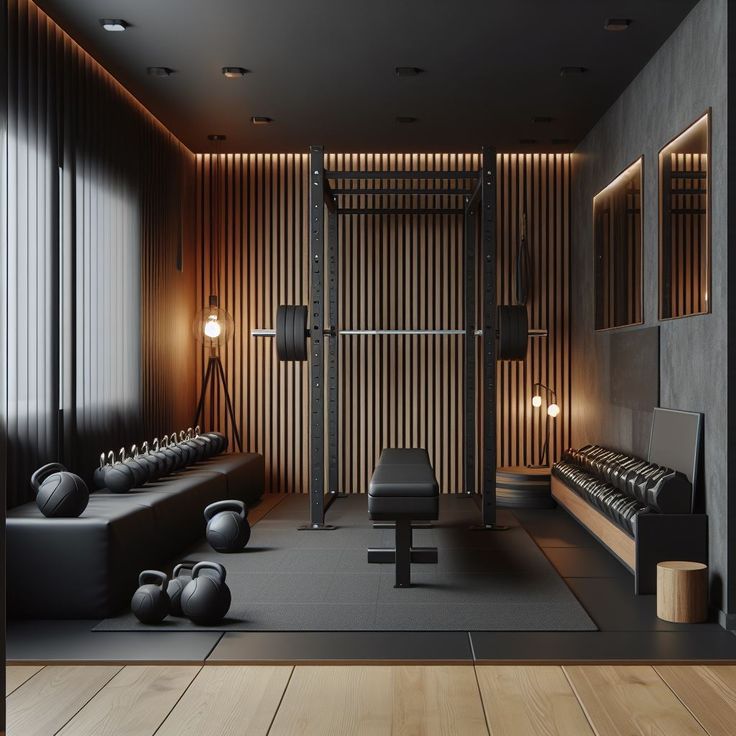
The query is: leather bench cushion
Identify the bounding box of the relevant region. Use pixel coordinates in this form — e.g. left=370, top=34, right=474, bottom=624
left=368, top=495, right=439, bottom=520
left=7, top=497, right=158, bottom=618
left=369, top=463, right=439, bottom=498
left=377, top=448, right=432, bottom=466
left=194, top=452, right=265, bottom=505
left=93, top=470, right=227, bottom=559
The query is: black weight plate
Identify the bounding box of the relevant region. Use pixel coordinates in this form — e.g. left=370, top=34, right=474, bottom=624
left=497, top=304, right=528, bottom=361
left=292, top=305, right=308, bottom=361
left=284, top=305, right=296, bottom=361
left=276, top=305, right=288, bottom=361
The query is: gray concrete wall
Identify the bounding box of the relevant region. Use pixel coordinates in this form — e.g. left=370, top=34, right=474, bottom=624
left=571, top=0, right=730, bottom=617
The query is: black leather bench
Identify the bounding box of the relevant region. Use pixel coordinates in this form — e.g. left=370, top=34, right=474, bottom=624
left=367, top=448, right=439, bottom=587
left=7, top=452, right=264, bottom=618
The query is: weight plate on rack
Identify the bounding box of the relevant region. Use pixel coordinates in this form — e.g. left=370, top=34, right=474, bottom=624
left=497, top=305, right=528, bottom=361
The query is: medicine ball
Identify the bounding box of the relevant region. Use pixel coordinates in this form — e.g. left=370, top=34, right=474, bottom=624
left=166, top=562, right=195, bottom=617
left=131, top=570, right=170, bottom=624
left=180, top=561, right=231, bottom=625
left=204, top=500, right=250, bottom=553
left=31, top=463, right=89, bottom=518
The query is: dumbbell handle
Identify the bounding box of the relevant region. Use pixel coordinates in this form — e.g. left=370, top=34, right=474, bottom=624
left=30, top=463, right=67, bottom=493
left=204, top=500, right=247, bottom=522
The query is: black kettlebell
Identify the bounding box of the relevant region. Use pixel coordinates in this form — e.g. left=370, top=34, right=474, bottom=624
left=150, top=438, right=174, bottom=475
left=131, top=570, right=170, bottom=624
left=180, top=561, right=231, bottom=625
left=210, top=432, right=228, bottom=453
left=136, top=441, right=162, bottom=481
left=166, top=432, right=188, bottom=468
left=204, top=500, right=251, bottom=552
left=103, top=450, right=135, bottom=493
left=193, top=426, right=217, bottom=458
left=166, top=562, right=195, bottom=616
left=31, top=462, right=89, bottom=518
left=180, top=430, right=205, bottom=462
left=93, top=453, right=108, bottom=489
left=119, top=447, right=148, bottom=488
left=156, top=437, right=179, bottom=473
left=172, top=431, right=195, bottom=465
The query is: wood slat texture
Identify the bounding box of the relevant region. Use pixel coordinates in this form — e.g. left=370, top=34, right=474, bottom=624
left=156, top=665, right=292, bottom=736
left=564, top=665, right=707, bottom=736
left=268, top=665, right=489, bottom=736
left=195, top=153, right=570, bottom=494
left=6, top=665, right=121, bottom=736
left=4, top=0, right=196, bottom=506
left=56, top=665, right=199, bottom=736
left=655, top=665, right=736, bottom=736
left=4, top=666, right=44, bottom=696
left=476, top=665, right=594, bottom=736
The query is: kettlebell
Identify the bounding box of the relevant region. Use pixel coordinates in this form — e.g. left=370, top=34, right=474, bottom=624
left=120, top=447, right=148, bottom=488
left=166, top=432, right=188, bottom=468
left=166, top=562, right=195, bottom=616
left=155, top=437, right=178, bottom=473
left=204, top=500, right=251, bottom=552
left=193, top=426, right=217, bottom=458
left=131, top=570, right=170, bottom=624
left=171, top=431, right=195, bottom=465
left=31, top=462, right=89, bottom=518
left=103, top=450, right=135, bottom=493
left=180, top=430, right=205, bottom=462
left=180, top=561, right=231, bottom=625
left=137, top=441, right=162, bottom=481
left=210, top=431, right=228, bottom=453
left=150, top=438, right=174, bottom=475
left=93, top=453, right=108, bottom=489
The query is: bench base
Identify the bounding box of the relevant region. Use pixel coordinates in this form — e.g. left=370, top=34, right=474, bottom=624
left=367, top=547, right=438, bottom=564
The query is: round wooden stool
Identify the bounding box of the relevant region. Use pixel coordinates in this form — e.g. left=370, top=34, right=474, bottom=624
left=656, top=561, right=708, bottom=623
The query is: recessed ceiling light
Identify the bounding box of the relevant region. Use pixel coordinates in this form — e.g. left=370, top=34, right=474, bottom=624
left=147, top=66, right=174, bottom=77
left=207, top=134, right=227, bottom=141
left=251, top=116, right=273, bottom=125
left=533, top=116, right=554, bottom=124
left=396, top=116, right=417, bottom=124
left=99, top=19, right=129, bottom=32
left=222, top=67, right=249, bottom=78
left=519, top=138, right=538, bottom=145
left=395, top=66, right=423, bottom=77
left=560, top=66, right=588, bottom=77
left=604, top=18, right=633, bottom=31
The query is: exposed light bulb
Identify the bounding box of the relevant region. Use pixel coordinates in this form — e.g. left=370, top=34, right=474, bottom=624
left=204, top=316, right=222, bottom=339
left=532, top=394, right=542, bottom=408
left=547, top=403, right=560, bottom=418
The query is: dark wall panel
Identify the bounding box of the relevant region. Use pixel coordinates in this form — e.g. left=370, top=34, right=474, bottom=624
left=2, top=0, right=196, bottom=506
left=195, top=153, right=570, bottom=494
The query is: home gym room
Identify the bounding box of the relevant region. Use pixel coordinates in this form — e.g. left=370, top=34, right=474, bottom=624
left=2, top=0, right=736, bottom=734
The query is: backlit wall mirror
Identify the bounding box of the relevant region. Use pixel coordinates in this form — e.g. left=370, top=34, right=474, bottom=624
left=593, top=157, right=643, bottom=331
left=659, top=112, right=711, bottom=319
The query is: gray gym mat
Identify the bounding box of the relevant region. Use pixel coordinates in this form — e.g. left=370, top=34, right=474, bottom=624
left=94, top=494, right=597, bottom=632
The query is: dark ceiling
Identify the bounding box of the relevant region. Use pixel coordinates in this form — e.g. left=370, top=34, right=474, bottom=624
left=37, top=0, right=699, bottom=153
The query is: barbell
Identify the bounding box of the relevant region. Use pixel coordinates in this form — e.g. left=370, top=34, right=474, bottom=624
left=252, top=304, right=547, bottom=362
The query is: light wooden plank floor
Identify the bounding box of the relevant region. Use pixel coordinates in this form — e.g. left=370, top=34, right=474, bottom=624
left=7, top=664, right=736, bottom=736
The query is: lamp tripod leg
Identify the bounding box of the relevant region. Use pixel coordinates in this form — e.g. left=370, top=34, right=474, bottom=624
left=193, top=356, right=217, bottom=429
left=215, top=356, right=243, bottom=452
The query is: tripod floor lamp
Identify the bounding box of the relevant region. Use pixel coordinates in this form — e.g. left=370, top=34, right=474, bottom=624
left=192, top=294, right=243, bottom=452
left=531, top=382, right=560, bottom=467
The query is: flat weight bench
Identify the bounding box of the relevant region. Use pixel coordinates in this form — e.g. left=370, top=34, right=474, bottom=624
left=367, top=448, right=439, bottom=587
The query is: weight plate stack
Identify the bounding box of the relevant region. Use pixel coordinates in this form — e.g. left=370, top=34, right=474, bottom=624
left=275, top=305, right=309, bottom=362
left=497, top=305, right=528, bottom=361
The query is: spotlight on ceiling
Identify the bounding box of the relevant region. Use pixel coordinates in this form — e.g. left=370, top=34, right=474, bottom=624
left=251, top=116, right=273, bottom=125
left=395, top=66, right=423, bottom=77
left=604, top=18, right=633, bottom=31
left=533, top=116, right=554, bottom=124
left=396, top=116, right=417, bottom=124
left=559, top=66, right=588, bottom=77
left=222, top=67, right=248, bottom=78
left=99, top=19, right=129, bottom=32
left=207, top=134, right=227, bottom=141
left=147, top=66, right=174, bottom=77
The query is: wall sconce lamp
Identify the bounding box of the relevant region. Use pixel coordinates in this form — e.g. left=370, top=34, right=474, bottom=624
left=531, top=382, right=559, bottom=466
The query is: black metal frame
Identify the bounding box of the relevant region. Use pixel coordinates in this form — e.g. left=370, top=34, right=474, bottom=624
left=305, top=146, right=498, bottom=530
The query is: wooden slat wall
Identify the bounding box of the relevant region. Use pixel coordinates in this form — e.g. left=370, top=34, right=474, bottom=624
left=3, top=0, right=196, bottom=506
left=196, top=153, right=570, bottom=493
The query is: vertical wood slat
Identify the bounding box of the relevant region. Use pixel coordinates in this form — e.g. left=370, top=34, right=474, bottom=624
left=196, top=153, right=570, bottom=493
